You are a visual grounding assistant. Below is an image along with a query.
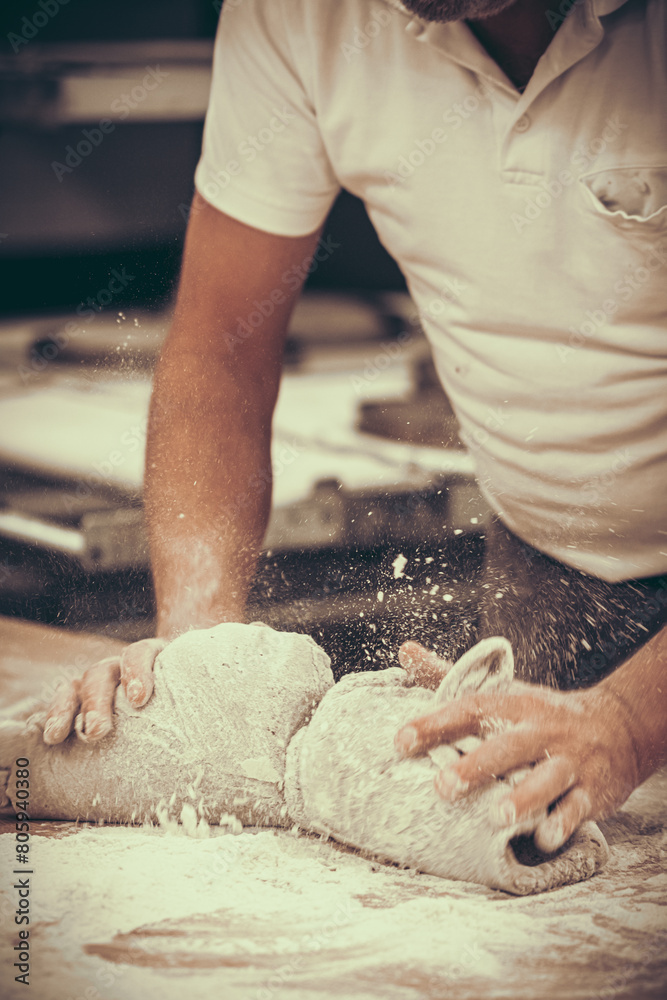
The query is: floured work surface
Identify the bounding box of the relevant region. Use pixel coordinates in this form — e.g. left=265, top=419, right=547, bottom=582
left=0, top=771, right=666, bottom=1000
left=1, top=619, right=666, bottom=999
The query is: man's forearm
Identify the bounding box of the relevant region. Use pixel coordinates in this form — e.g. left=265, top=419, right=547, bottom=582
left=598, top=624, right=667, bottom=784
left=41, top=203, right=323, bottom=742
left=144, top=333, right=276, bottom=638
left=141, top=199, right=322, bottom=641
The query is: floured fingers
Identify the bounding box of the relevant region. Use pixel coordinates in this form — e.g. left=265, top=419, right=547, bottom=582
left=72, top=657, right=121, bottom=743
left=43, top=676, right=84, bottom=745
left=119, top=637, right=167, bottom=707
left=534, top=786, right=593, bottom=853
left=398, top=641, right=453, bottom=689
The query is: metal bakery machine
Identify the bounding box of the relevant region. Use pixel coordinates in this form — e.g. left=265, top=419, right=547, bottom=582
left=0, top=3, right=489, bottom=674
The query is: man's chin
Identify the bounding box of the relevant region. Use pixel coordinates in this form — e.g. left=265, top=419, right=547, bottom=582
left=398, top=0, right=519, bottom=23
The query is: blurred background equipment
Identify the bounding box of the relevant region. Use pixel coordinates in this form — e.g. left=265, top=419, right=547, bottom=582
left=0, top=0, right=489, bottom=674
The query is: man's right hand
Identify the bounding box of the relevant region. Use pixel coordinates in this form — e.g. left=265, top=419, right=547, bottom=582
left=42, top=638, right=167, bottom=745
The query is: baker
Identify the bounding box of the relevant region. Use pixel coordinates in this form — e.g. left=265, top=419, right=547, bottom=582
left=42, top=0, right=666, bottom=856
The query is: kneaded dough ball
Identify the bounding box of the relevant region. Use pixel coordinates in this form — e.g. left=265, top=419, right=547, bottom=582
left=1, top=623, right=334, bottom=826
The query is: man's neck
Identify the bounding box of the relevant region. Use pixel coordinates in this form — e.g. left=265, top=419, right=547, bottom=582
left=466, top=0, right=563, bottom=90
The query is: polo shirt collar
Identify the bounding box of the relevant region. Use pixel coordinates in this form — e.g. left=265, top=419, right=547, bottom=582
left=384, top=0, right=632, bottom=102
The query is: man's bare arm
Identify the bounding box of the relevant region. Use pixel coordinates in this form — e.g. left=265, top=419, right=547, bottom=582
left=43, top=195, right=323, bottom=742
left=146, top=196, right=321, bottom=637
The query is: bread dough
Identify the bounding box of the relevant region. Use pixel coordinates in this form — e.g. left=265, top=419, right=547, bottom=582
left=1, top=626, right=609, bottom=893
left=284, top=637, right=610, bottom=895
left=0, top=622, right=333, bottom=826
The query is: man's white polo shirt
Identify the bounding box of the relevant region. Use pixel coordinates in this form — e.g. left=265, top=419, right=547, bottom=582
left=194, top=0, right=667, bottom=582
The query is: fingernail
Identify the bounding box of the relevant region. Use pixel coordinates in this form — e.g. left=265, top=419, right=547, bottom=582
left=535, top=820, right=564, bottom=854
left=435, top=770, right=468, bottom=801
left=81, top=710, right=107, bottom=739
left=395, top=726, right=419, bottom=754
left=43, top=718, right=64, bottom=743
left=126, top=679, right=146, bottom=705
left=491, top=798, right=516, bottom=827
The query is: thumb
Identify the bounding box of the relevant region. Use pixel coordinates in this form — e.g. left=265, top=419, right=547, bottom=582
left=398, top=641, right=453, bottom=689
left=120, top=637, right=168, bottom=708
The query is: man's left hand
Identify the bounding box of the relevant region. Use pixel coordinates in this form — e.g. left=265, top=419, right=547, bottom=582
left=394, top=641, right=642, bottom=852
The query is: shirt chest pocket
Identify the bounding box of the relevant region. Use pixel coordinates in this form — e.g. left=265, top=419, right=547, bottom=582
left=573, top=165, right=667, bottom=323
left=580, top=165, right=667, bottom=235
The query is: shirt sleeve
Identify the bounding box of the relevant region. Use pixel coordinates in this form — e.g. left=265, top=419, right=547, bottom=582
left=194, top=0, right=340, bottom=236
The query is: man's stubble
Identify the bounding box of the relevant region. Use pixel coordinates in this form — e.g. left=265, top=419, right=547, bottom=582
left=398, top=0, right=519, bottom=23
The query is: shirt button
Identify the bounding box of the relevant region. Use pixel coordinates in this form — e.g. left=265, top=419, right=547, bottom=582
left=405, top=19, right=426, bottom=38
left=514, top=115, right=531, bottom=133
